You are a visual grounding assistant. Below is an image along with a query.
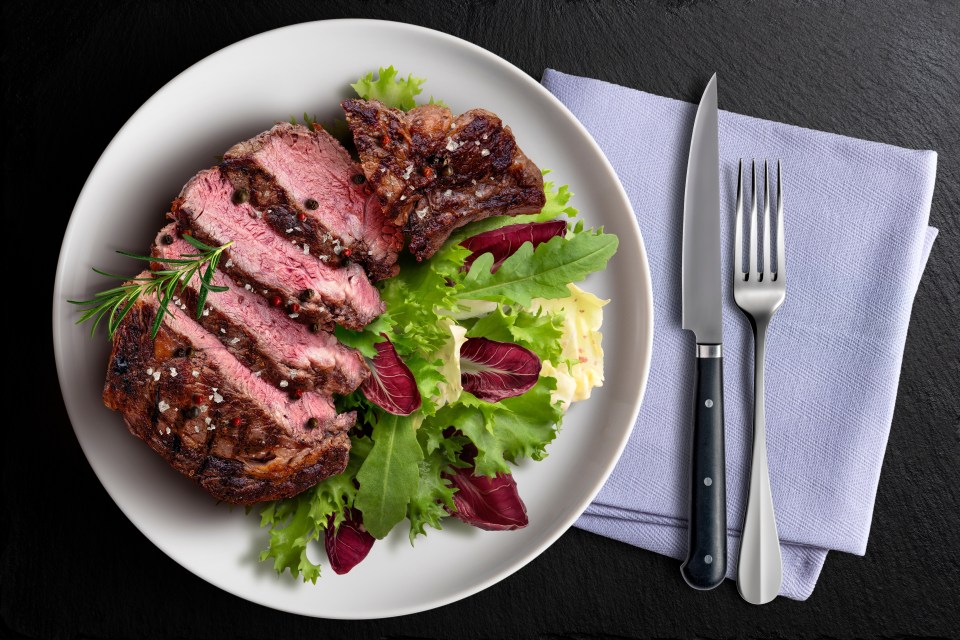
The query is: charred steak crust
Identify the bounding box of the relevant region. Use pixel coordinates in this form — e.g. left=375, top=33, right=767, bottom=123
left=102, top=295, right=353, bottom=505
left=222, top=123, right=404, bottom=281
left=342, top=99, right=547, bottom=261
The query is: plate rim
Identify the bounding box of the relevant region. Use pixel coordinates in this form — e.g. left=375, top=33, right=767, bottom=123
left=52, top=17, right=654, bottom=619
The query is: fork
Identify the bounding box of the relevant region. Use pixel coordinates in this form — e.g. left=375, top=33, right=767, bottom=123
left=733, top=159, right=785, bottom=605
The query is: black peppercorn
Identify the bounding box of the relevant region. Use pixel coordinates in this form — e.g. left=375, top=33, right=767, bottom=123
left=351, top=174, right=366, bottom=184
left=308, top=323, right=320, bottom=334
left=231, top=188, right=250, bottom=205
left=441, top=165, right=454, bottom=177
left=161, top=234, right=174, bottom=245
left=306, top=417, right=320, bottom=429
left=304, top=198, right=319, bottom=210
left=299, top=288, right=315, bottom=302
left=185, top=406, right=201, bottom=419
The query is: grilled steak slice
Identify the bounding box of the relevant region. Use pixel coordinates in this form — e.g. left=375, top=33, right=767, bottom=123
left=153, top=226, right=369, bottom=396
left=221, top=122, right=403, bottom=281
left=342, top=99, right=546, bottom=261
left=102, top=287, right=354, bottom=505
left=171, top=168, right=384, bottom=331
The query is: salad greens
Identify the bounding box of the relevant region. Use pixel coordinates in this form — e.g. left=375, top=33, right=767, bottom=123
left=258, top=67, right=617, bottom=581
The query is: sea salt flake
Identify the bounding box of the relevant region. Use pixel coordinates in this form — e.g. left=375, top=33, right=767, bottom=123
left=212, top=391, right=224, bottom=404
left=303, top=244, right=310, bottom=255
left=279, top=381, right=289, bottom=388
left=194, top=426, right=200, bottom=433
left=416, top=206, right=428, bottom=219
left=158, top=400, right=170, bottom=413
left=289, top=313, right=299, bottom=319
left=153, top=371, right=161, bottom=381
left=146, top=368, right=154, bottom=376
left=480, top=149, right=490, bottom=157
left=220, top=328, right=226, bottom=334
left=192, top=370, right=200, bottom=378
left=165, top=427, right=171, bottom=435
left=445, top=138, right=458, bottom=151
left=285, top=228, right=294, bottom=234
left=202, top=309, right=210, bottom=316
left=205, top=417, right=212, bottom=425
left=444, top=189, right=452, bottom=197
left=244, top=284, right=252, bottom=291
left=253, top=370, right=263, bottom=377
left=199, top=405, right=208, bottom=412
left=230, top=337, right=241, bottom=345
left=225, top=259, right=234, bottom=268
left=169, top=367, right=178, bottom=377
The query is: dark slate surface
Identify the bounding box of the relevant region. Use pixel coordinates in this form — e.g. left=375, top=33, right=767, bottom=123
left=4, top=1, right=959, bottom=638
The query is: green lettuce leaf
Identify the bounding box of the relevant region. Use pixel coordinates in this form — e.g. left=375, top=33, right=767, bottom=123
left=466, top=306, right=564, bottom=363
left=258, top=436, right=371, bottom=582
left=352, top=66, right=427, bottom=111
left=407, top=449, right=458, bottom=542
left=425, top=378, right=561, bottom=477
left=355, top=413, right=424, bottom=538
left=456, top=229, right=618, bottom=306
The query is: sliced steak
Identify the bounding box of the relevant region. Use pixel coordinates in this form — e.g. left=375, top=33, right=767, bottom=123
left=342, top=99, right=546, bottom=261
left=171, top=168, right=384, bottom=331
left=152, top=225, right=369, bottom=396
left=102, top=285, right=354, bottom=505
left=221, top=122, right=403, bottom=281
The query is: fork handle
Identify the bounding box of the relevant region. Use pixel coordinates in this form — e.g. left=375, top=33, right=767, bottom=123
left=680, top=347, right=727, bottom=590
left=737, top=322, right=783, bottom=604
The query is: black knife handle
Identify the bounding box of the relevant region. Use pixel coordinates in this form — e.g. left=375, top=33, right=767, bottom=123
left=680, top=349, right=727, bottom=590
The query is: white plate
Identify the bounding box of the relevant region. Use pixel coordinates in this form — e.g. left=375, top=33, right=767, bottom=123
left=52, top=19, right=653, bottom=619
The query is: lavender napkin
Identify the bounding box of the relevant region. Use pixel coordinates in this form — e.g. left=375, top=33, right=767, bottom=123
left=542, top=69, right=939, bottom=600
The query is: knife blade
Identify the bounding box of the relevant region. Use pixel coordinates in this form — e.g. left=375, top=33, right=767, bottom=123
left=679, top=73, right=727, bottom=591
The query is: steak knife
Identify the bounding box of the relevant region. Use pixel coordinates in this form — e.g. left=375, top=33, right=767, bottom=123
left=679, top=73, right=727, bottom=590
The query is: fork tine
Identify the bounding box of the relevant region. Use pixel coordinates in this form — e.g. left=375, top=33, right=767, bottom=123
left=762, top=160, right=771, bottom=280
left=776, top=160, right=786, bottom=281
left=749, top=160, right=759, bottom=280
left=735, top=159, right=744, bottom=279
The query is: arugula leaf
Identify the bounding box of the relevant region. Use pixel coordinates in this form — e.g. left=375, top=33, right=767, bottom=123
left=407, top=450, right=458, bottom=542
left=467, top=306, right=564, bottom=362
left=355, top=413, right=424, bottom=538
left=352, top=66, right=427, bottom=111
left=457, top=230, right=618, bottom=306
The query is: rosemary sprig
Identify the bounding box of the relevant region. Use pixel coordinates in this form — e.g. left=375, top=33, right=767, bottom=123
left=68, top=234, right=233, bottom=340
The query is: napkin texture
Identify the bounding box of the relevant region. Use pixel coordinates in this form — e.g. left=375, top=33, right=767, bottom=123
left=541, top=69, right=939, bottom=600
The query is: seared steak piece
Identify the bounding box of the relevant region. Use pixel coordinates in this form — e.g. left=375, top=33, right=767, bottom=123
left=221, top=122, right=403, bottom=281
left=171, top=168, right=384, bottom=331
left=102, top=286, right=354, bottom=505
left=342, top=99, right=546, bottom=261
left=153, top=226, right=369, bottom=396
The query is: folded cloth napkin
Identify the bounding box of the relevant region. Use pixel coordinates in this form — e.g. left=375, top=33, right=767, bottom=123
left=541, top=69, right=939, bottom=600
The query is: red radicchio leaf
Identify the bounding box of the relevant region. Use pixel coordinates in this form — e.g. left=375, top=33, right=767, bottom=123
left=325, top=508, right=375, bottom=575
left=461, top=220, right=567, bottom=273
left=442, top=444, right=528, bottom=531
left=460, top=337, right=541, bottom=402
left=361, top=335, right=422, bottom=415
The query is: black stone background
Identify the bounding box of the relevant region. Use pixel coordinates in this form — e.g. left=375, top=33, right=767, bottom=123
left=4, top=1, right=959, bottom=638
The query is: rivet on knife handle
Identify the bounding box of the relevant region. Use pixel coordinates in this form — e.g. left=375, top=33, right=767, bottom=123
left=680, top=345, right=727, bottom=589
